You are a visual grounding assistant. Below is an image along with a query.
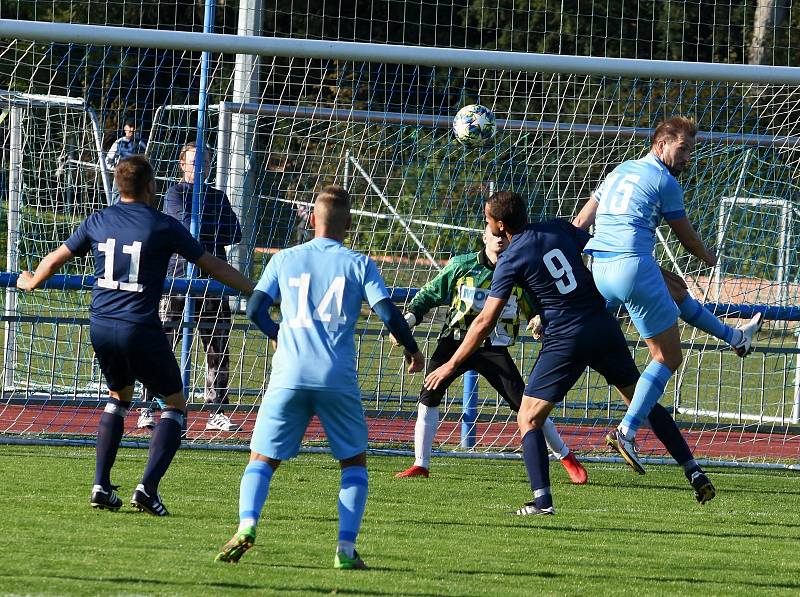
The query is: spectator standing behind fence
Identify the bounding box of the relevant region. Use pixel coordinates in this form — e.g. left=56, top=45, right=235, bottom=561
left=105, top=118, right=147, bottom=169
left=138, top=142, right=243, bottom=432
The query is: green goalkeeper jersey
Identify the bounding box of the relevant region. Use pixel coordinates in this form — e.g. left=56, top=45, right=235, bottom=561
left=407, top=249, right=536, bottom=347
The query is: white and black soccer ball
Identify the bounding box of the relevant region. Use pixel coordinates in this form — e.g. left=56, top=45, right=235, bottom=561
left=452, top=104, right=496, bottom=147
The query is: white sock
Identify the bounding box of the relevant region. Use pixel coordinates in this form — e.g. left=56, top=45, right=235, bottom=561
left=414, top=404, right=439, bottom=469
left=542, top=417, right=569, bottom=459
left=337, top=540, right=355, bottom=558
left=238, top=518, right=257, bottom=532
left=618, top=423, right=634, bottom=440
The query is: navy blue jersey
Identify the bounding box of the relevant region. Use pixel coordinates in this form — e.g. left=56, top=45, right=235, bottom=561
left=164, top=182, right=242, bottom=278
left=489, top=219, right=606, bottom=336
left=64, top=202, right=205, bottom=326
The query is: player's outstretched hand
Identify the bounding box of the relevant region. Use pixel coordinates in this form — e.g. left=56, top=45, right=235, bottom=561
left=704, top=250, right=718, bottom=268
left=424, top=363, right=455, bottom=390
left=388, top=332, right=401, bottom=347
left=16, top=271, right=36, bottom=291
left=527, top=314, right=543, bottom=340
left=404, top=350, right=425, bottom=374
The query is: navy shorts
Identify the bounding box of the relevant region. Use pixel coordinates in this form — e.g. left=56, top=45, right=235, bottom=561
left=524, top=311, right=640, bottom=402
left=90, top=318, right=183, bottom=397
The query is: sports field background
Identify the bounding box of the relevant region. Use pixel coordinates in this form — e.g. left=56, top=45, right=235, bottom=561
left=1, top=445, right=799, bottom=595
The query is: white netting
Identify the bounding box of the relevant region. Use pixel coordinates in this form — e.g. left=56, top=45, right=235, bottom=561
left=1, top=3, right=800, bottom=466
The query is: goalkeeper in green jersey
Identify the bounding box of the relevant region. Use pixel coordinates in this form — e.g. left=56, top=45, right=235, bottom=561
left=393, top=225, right=587, bottom=483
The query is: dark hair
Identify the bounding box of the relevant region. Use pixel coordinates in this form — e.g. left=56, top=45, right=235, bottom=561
left=652, top=116, right=696, bottom=146
left=114, top=155, right=154, bottom=201
left=123, top=117, right=137, bottom=129
left=314, top=184, right=351, bottom=229
left=486, top=191, right=528, bottom=232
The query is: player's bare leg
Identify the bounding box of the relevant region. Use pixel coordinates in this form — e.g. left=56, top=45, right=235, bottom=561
left=217, top=451, right=281, bottom=563
left=131, top=390, right=187, bottom=516
left=514, top=396, right=557, bottom=515
left=91, top=385, right=134, bottom=511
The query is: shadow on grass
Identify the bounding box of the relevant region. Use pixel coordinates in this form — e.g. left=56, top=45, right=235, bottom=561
left=391, top=516, right=799, bottom=542
left=2, top=572, right=448, bottom=597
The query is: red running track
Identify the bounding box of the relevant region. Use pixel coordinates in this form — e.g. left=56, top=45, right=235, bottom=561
left=1, top=404, right=799, bottom=461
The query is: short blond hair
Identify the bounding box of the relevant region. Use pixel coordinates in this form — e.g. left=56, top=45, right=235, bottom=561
left=314, top=184, right=351, bottom=230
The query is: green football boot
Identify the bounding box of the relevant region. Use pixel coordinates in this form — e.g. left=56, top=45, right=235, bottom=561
left=215, top=526, right=256, bottom=563
left=334, top=549, right=368, bottom=570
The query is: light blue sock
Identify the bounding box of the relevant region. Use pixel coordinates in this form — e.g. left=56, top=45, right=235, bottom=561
left=238, top=460, right=274, bottom=529
left=337, top=466, right=368, bottom=545
left=678, top=296, right=735, bottom=344
left=620, top=361, right=673, bottom=439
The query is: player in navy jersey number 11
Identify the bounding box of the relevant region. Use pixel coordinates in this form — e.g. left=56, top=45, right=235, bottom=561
left=16, top=155, right=255, bottom=516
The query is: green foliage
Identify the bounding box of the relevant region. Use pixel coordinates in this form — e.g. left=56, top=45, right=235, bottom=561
left=2, top=446, right=800, bottom=595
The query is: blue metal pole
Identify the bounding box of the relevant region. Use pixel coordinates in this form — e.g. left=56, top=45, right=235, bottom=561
left=461, top=370, right=478, bottom=448
left=181, top=0, right=216, bottom=397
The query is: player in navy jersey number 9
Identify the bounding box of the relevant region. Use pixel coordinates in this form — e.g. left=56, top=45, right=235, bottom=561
left=17, top=155, right=255, bottom=516
left=425, top=191, right=719, bottom=514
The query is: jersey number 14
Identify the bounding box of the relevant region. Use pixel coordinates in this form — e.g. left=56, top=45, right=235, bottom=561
left=288, top=273, right=347, bottom=332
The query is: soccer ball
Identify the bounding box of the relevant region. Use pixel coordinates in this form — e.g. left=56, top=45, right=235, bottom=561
left=452, top=104, right=496, bottom=147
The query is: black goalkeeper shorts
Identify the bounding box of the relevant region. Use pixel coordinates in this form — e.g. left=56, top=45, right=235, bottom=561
left=418, top=336, right=524, bottom=411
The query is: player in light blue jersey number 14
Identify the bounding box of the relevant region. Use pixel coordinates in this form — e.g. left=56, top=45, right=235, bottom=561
left=575, top=116, right=763, bottom=474
left=216, top=185, right=424, bottom=569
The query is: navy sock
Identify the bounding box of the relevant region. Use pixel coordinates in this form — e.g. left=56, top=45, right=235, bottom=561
left=647, top=403, right=694, bottom=470
left=141, top=410, right=184, bottom=494
left=522, top=429, right=552, bottom=509
left=94, top=399, right=128, bottom=488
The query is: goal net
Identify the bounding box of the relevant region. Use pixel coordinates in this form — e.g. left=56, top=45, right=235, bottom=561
left=1, top=5, right=800, bottom=468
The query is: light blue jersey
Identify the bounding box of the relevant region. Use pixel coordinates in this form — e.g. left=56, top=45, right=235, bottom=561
left=585, top=152, right=686, bottom=255
left=255, top=237, right=390, bottom=391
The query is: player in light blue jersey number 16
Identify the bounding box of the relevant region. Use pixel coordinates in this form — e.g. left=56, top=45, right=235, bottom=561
left=575, top=116, right=763, bottom=475
left=216, top=185, right=424, bottom=570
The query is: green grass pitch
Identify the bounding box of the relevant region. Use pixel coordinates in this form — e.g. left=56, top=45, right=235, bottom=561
left=2, top=445, right=800, bottom=595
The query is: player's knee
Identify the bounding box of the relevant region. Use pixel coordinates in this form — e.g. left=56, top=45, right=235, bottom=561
left=249, top=451, right=280, bottom=470
left=655, top=350, right=682, bottom=371
left=161, top=390, right=187, bottom=412
left=104, top=399, right=130, bottom=418
left=340, top=451, right=367, bottom=468
left=418, top=394, right=443, bottom=408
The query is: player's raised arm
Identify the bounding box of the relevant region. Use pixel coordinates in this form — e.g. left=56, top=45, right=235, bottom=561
left=572, top=196, right=599, bottom=231
left=372, top=297, right=424, bottom=373
left=424, top=296, right=506, bottom=390
left=666, top=216, right=717, bottom=267
left=16, top=244, right=75, bottom=291
left=195, top=251, right=255, bottom=295
left=388, top=260, right=458, bottom=346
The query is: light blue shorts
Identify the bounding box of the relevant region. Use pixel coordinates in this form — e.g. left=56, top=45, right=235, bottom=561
left=251, top=386, right=368, bottom=461
left=591, top=254, right=679, bottom=339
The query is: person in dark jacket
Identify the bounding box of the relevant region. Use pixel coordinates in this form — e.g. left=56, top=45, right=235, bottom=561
left=138, top=142, right=243, bottom=432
